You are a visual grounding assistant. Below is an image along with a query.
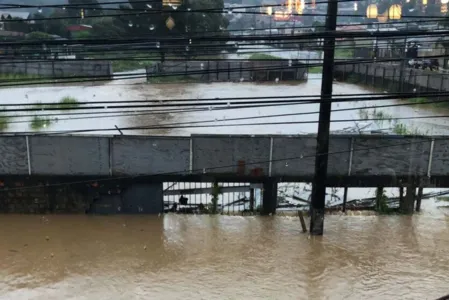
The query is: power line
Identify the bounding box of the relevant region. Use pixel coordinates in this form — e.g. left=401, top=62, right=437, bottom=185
left=1, top=95, right=448, bottom=131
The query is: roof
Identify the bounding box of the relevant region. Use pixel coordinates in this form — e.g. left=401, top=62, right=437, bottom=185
left=0, top=11, right=30, bottom=20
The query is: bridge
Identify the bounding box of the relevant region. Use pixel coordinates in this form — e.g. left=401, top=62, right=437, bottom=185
left=0, top=134, right=448, bottom=215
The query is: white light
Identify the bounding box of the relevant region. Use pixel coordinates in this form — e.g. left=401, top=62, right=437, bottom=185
left=354, top=2, right=358, bottom=10
left=442, top=0, right=449, bottom=4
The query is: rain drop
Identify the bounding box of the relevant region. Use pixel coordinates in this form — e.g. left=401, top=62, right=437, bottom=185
left=214, top=118, right=218, bottom=122
left=202, top=168, right=206, bottom=174
left=239, top=77, right=244, bottom=82
left=185, top=45, right=189, bottom=51
left=275, top=78, right=279, bottom=83
left=234, top=42, right=239, bottom=48
left=208, top=106, right=213, bottom=111
left=288, top=59, right=292, bottom=67
left=128, top=21, right=133, bottom=27
left=62, top=6, right=66, bottom=10
left=285, top=162, right=289, bottom=167
left=202, top=13, right=206, bottom=17
left=189, top=39, right=192, bottom=44
left=149, top=24, right=155, bottom=31
left=219, top=25, right=224, bottom=30
left=227, top=102, right=231, bottom=107
left=250, top=26, right=255, bottom=30
left=156, top=42, right=160, bottom=48
left=200, top=63, right=204, bottom=69
left=187, top=8, right=192, bottom=11
left=172, top=5, right=178, bottom=10
left=146, top=4, right=152, bottom=8
left=37, top=7, right=42, bottom=13
left=300, top=154, right=304, bottom=159
left=228, top=9, right=233, bottom=14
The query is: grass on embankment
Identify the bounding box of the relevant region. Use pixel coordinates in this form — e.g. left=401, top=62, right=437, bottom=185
left=0, top=73, right=109, bottom=87
left=30, top=116, right=52, bottom=131
left=33, top=96, right=81, bottom=110
left=308, top=66, right=323, bottom=73
left=112, top=59, right=153, bottom=72
left=0, top=108, right=12, bottom=132
left=358, top=107, right=426, bottom=135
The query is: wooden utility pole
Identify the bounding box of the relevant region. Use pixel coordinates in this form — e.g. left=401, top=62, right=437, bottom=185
left=309, top=0, right=338, bottom=235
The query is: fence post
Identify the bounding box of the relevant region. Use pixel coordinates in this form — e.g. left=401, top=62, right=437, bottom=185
left=207, top=60, right=210, bottom=82
left=228, top=62, right=230, bottom=81
left=239, top=62, right=242, bottom=81
left=52, top=61, right=55, bottom=78
left=216, top=61, right=219, bottom=81
left=365, top=64, right=369, bottom=85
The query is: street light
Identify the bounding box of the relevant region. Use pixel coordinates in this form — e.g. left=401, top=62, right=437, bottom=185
left=388, top=4, right=402, bottom=19
left=366, top=4, right=378, bottom=18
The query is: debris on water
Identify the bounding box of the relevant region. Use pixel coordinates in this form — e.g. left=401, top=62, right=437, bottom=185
left=143, top=246, right=147, bottom=250
left=45, top=236, right=50, bottom=241
left=50, top=253, right=54, bottom=258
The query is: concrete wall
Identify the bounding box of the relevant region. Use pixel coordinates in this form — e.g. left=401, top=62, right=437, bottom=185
left=0, top=59, right=112, bottom=78
left=147, top=60, right=308, bottom=82
left=0, top=176, right=163, bottom=214
left=335, top=63, right=449, bottom=92
left=0, top=134, right=444, bottom=178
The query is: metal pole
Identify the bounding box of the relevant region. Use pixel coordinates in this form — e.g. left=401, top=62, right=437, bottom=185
left=398, top=23, right=409, bottom=93
left=309, top=0, right=338, bottom=236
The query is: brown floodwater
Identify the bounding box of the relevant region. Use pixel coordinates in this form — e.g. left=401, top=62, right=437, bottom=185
left=1, top=200, right=449, bottom=300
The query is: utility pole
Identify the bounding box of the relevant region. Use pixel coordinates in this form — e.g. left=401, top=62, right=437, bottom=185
left=398, top=23, right=409, bottom=93
left=309, top=0, right=338, bottom=235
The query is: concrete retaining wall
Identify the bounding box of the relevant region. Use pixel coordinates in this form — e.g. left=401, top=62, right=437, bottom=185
left=146, top=60, right=308, bottom=82
left=0, top=134, right=442, bottom=179
left=335, top=63, right=449, bottom=92
left=0, top=59, right=112, bottom=78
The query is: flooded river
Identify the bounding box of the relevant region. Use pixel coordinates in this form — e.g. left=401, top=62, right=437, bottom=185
left=1, top=199, right=449, bottom=299
left=2, top=71, right=449, bottom=299
left=3, top=73, right=449, bottom=135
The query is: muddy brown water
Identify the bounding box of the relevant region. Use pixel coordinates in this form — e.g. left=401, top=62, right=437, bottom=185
left=1, top=200, right=449, bottom=300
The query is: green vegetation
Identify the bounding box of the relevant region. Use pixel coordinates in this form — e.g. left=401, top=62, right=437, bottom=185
left=375, top=189, right=394, bottom=214
left=59, top=96, right=80, bottom=109
left=209, top=182, right=221, bottom=214
left=112, top=59, right=153, bottom=73
left=0, top=73, right=42, bottom=84
left=335, top=48, right=354, bottom=58
left=33, top=96, right=81, bottom=110
left=358, top=107, right=426, bottom=135
left=0, top=109, right=11, bottom=132
left=30, top=116, right=52, bottom=131
left=248, top=53, right=282, bottom=60
left=308, top=66, right=323, bottom=73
